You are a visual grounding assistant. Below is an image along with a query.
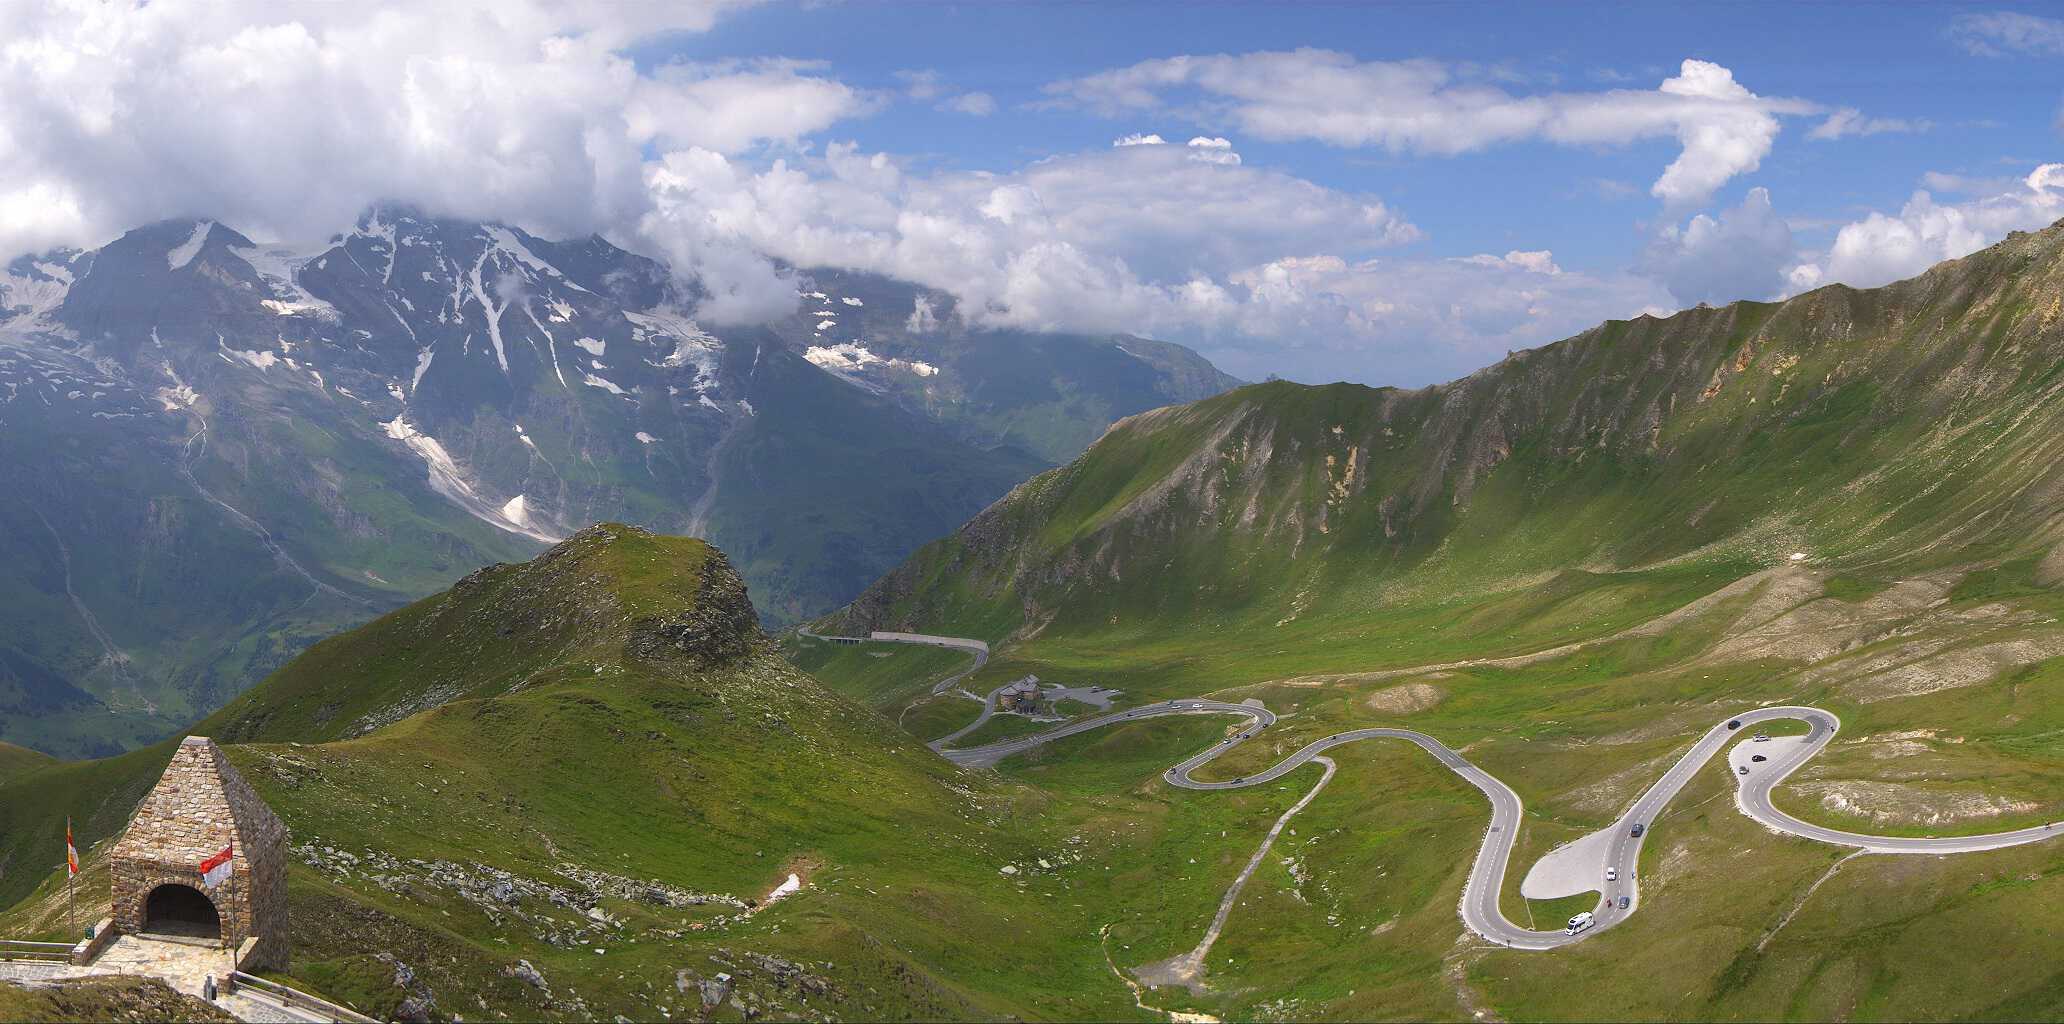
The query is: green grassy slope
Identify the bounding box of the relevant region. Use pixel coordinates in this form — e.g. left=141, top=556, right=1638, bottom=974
left=0, top=526, right=1164, bottom=1021
left=827, top=221, right=2064, bottom=656
left=0, top=742, right=51, bottom=783
left=790, top=221, right=2064, bottom=1020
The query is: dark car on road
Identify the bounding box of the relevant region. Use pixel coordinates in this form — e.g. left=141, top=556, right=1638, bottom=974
left=1728, top=719, right=1742, bottom=730
left=1618, top=896, right=1630, bottom=909
left=1630, top=823, right=1645, bottom=837
left=1751, top=754, right=1768, bottom=763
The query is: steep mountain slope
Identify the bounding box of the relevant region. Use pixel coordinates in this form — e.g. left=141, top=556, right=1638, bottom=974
left=789, top=221, right=2064, bottom=1022
left=828, top=218, right=2064, bottom=648
left=0, top=526, right=1148, bottom=1021
left=0, top=210, right=1231, bottom=755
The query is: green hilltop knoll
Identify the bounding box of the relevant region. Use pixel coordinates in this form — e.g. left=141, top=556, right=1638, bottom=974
left=0, top=525, right=1189, bottom=1021
left=798, top=219, right=2064, bottom=1019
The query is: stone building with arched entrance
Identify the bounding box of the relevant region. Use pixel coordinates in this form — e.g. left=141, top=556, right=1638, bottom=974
left=108, top=735, right=288, bottom=969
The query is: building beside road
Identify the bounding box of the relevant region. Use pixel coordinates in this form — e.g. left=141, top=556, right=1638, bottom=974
left=999, top=678, right=1041, bottom=712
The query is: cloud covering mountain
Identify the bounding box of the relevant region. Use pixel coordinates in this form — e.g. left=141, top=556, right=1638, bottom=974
left=0, top=1, right=2057, bottom=386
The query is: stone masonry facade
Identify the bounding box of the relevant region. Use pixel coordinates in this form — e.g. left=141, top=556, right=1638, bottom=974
left=109, top=736, right=289, bottom=970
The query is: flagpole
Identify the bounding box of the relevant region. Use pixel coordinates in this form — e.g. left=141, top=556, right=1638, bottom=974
left=65, top=817, right=75, bottom=938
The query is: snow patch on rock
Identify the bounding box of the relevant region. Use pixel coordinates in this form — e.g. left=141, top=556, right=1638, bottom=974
left=500, top=494, right=534, bottom=527
left=167, top=221, right=213, bottom=270
left=807, top=343, right=940, bottom=381
left=411, top=346, right=435, bottom=394
left=628, top=309, right=721, bottom=394
left=219, top=341, right=279, bottom=371
left=234, top=240, right=342, bottom=321
left=805, top=343, right=882, bottom=372
left=382, top=415, right=562, bottom=543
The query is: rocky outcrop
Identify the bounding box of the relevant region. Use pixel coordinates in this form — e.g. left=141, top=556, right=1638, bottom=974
left=625, top=547, right=763, bottom=668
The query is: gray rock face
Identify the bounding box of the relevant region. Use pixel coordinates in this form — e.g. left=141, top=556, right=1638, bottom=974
left=698, top=972, right=732, bottom=1009
left=505, top=959, right=547, bottom=990
left=625, top=549, right=762, bottom=668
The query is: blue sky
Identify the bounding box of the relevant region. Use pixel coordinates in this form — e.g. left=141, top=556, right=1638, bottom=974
left=661, top=1, right=2055, bottom=279
left=2, top=1, right=2060, bottom=386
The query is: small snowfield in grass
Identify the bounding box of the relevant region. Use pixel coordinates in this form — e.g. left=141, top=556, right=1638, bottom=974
left=764, top=873, right=802, bottom=905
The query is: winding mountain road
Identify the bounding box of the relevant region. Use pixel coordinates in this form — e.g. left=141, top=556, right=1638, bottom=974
left=939, top=691, right=2064, bottom=949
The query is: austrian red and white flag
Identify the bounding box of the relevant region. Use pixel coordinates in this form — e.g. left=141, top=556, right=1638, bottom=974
left=65, top=819, right=77, bottom=877
left=199, top=845, right=233, bottom=889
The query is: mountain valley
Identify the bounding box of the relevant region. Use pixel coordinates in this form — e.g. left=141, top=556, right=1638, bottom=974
left=6, top=223, right=2064, bottom=1021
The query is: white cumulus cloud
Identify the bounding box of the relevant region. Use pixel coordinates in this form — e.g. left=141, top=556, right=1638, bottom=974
left=625, top=59, right=878, bottom=155
left=1642, top=187, right=1796, bottom=305
left=625, top=138, right=1682, bottom=384
left=0, top=0, right=785, bottom=258
left=1793, top=164, right=2064, bottom=291
left=637, top=139, right=1423, bottom=335
left=1047, top=52, right=1817, bottom=209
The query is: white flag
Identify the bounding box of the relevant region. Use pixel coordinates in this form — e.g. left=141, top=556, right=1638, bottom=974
left=199, top=845, right=233, bottom=889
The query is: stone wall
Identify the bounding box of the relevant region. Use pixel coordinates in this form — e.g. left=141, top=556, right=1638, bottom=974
left=109, top=736, right=289, bottom=970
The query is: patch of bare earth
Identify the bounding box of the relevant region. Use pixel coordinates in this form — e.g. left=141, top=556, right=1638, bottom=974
left=1840, top=729, right=1965, bottom=763
left=1643, top=566, right=2064, bottom=703
left=1702, top=575, right=1953, bottom=664
left=1363, top=682, right=1448, bottom=715
left=1812, top=634, right=2064, bottom=703
left=1791, top=780, right=2039, bottom=826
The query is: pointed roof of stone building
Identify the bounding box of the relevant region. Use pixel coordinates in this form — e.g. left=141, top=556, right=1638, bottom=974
left=111, top=736, right=286, bottom=866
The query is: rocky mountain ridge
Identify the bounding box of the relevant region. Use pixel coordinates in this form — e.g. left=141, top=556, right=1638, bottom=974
left=827, top=218, right=2064, bottom=643
left=0, top=207, right=1235, bottom=755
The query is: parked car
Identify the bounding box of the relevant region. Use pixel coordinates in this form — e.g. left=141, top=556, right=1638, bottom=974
left=1738, top=765, right=1750, bottom=775
left=1753, top=733, right=1771, bottom=742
